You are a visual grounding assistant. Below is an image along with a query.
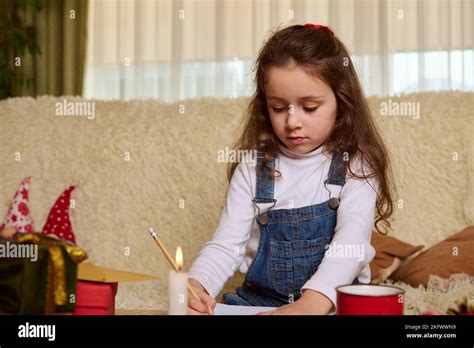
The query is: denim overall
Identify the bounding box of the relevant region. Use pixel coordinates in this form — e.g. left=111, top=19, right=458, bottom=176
left=223, top=151, right=349, bottom=307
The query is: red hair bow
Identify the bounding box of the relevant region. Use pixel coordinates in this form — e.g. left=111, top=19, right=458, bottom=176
left=304, top=23, right=334, bottom=35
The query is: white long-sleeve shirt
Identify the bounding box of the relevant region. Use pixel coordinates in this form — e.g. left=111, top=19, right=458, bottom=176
left=188, top=144, right=377, bottom=309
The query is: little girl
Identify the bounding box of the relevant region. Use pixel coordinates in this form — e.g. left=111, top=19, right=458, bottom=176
left=187, top=24, right=394, bottom=315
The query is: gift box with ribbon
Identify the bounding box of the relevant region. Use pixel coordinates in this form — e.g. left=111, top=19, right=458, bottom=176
left=0, top=232, right=87, bottom=314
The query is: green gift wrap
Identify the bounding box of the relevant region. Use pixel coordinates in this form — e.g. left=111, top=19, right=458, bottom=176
left=0, top=232, right=88, bottom=314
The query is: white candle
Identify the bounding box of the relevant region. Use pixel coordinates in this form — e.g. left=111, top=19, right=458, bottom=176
left=168, top=246, right=188, bottom=315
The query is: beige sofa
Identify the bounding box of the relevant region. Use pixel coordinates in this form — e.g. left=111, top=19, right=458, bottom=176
left=1, top=92, right=473, bottom=314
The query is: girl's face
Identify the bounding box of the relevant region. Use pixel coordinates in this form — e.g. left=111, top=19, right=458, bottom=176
left=265, top=63, right=337, bottom=154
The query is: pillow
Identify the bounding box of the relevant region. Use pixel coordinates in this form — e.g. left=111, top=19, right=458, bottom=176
left=369, top=231, right=425, bottom=284
left=390, top=226, right=474, bottom=286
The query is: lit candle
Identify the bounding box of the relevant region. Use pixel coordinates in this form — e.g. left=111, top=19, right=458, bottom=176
left=168, top=246, right=188, bottom=315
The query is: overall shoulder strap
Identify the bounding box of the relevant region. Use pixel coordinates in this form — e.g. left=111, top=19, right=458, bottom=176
left=325, top=152, right=347, bottom=186
left=254, top=151, right=276, bottom=203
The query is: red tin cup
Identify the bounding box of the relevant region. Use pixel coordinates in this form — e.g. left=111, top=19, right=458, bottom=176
left=336, top=284, right=405, bottom=315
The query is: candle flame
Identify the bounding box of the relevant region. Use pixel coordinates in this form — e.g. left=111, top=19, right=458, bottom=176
left=175, top=246, right=183, bottom=271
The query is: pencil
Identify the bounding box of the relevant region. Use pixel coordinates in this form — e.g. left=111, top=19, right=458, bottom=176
left=148, top=227, right=201, bottom=302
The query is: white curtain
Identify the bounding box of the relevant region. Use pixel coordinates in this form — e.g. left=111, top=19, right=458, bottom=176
left=84, top=0, right=474, bottom=101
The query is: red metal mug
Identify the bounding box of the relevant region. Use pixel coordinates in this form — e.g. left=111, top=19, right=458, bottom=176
left=336, top=284, right=404, bottom=315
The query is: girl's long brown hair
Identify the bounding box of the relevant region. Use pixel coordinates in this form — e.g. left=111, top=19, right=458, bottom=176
left=228, top=24, right=395, bottom=234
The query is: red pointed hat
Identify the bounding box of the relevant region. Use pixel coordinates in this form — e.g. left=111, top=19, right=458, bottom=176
left=42, top=186, right=77, bottom=244
left=0, top=177, right=34, bottom=234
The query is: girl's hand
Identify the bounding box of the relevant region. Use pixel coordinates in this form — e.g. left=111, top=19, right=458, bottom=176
left=257, top=289, right=333, bottom=315
left=187, top=278, right=216, bottom=315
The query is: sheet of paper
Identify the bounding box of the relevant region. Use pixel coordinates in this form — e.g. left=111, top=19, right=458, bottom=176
left=214, top=303, right=277, bottom=315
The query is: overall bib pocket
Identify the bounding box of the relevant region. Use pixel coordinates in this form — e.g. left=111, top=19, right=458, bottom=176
left=270, top=236, right=330, bottom=295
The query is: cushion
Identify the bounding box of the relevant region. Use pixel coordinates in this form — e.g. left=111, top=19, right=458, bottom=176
left=391, top=226, right=474, bottom=286
left=370, top=231, right=424, bottom=284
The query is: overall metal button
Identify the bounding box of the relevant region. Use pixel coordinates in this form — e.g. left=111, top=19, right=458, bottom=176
left=328, top=197, right=340, bottom=210
left=257, top=214, right=269, bottom=225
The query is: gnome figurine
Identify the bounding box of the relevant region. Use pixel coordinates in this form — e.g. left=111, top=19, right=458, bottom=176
left=42, top=186, right=77, bottom=244
left=0, top=177, right=34, bottom=237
